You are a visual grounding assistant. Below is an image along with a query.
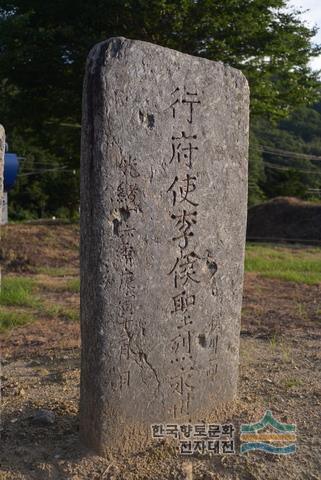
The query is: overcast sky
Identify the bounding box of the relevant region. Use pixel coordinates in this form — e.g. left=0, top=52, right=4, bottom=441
left=288, top=0, right=321, bottom=71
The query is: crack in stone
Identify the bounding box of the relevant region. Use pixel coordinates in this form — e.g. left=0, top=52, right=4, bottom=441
left=141, top=352, right=160, bottom=391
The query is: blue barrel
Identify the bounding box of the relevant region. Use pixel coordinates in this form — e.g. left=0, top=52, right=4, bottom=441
left=4, top=153, right=19, bottom=192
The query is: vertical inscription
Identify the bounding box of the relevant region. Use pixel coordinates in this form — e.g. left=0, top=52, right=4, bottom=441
left=166, top=86, right=202, bottom=418
left=114, top=155, right=142, bottom=391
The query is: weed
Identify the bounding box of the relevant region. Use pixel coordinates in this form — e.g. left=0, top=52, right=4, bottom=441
left=66, top=278, right=80, bottom=294
left=283, top=377, right=302, bottom=389
left=0, top=277, right=39, bottom=307
left=0, top=310, right=34, bottom=332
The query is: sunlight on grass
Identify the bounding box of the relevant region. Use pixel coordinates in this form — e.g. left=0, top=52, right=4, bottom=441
left=43, top=304, right=79, bottom=321
left=0, top=277, right=40, bottom=307
left=66, top=278, right=80, bottom=294
left=245, top=243, right=321, bottom=285
left=61, top=308, right=79, bottom=321
left=35, top=266, right=74, bottom=277
left=0, top=310, right=34, bottom=332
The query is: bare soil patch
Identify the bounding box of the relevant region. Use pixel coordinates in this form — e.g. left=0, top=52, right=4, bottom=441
left=1, top=224, right=320, bottom=479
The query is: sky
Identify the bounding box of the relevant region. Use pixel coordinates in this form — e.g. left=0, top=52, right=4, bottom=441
left=288, top=0, right=321, bottom=71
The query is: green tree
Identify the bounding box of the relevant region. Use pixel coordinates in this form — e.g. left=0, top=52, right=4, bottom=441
left=264, top=168, right=308, bottom=198
left=252, top=100, right=321, bottom=202
left=0, top=0, right=320, bottom=216
left=248, top=129, right=266, bottom=206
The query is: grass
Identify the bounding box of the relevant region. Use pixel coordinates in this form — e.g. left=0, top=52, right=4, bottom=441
left=245, top=243, right=321, bottom=285
left=296, top=302, right=309, bottom=321
left=66, top=278, right=80, bottom=294
left=34, top=275, right=79, bottom=293
left=280, top=342, right=293, bottom=363
left=44, top=304, right=79, bottom=321
left=35, top=266, right=75, bottom=277
left=0, top=276, right=39, bottom=307
left=283, top=377, right=302, bottom=389
left=0, top=310, right=35, bottom=332
left=1, top=242, right=319, bottom=334
left=61, top=308, right=79, bottom=321
left=0, top=272, right=79, bottom=332
left=269, top=333, right=278, bottom=351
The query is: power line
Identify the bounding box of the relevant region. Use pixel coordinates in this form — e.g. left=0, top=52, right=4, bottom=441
left=19, top=158, right=73, bottom=166
left=250, top=145, right=321, bottom=162
left=19, top=166, right=70, bottom=177
left=263, top=161, right=321, bottom=175
left=22, top=160, right=63, bottom=165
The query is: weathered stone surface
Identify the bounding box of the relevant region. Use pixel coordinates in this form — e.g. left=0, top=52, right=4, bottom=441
left=80, top=37, right=249, bottom=455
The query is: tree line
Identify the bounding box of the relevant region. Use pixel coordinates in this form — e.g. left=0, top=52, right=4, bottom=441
left=0, top=0, right=320, bottom=219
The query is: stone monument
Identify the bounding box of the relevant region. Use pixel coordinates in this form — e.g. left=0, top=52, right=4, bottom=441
left=80, top=37, right=249, bottom=456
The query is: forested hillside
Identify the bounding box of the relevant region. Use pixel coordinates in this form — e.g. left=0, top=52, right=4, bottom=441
left=249, top=101, right=321, bottom=205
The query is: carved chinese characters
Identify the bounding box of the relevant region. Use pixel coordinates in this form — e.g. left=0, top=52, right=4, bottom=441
left=167, top=86, right=202, bottom=418
left=80, top=37, right=249, bottom=456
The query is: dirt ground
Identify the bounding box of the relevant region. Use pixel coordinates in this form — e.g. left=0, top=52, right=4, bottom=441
left=1, top=224, right=321, bottom=480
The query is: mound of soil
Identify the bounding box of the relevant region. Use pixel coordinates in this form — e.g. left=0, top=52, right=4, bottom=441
left=0, top=223, right=79, bottom=273
left=247, top=196, right=321, bottom=243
